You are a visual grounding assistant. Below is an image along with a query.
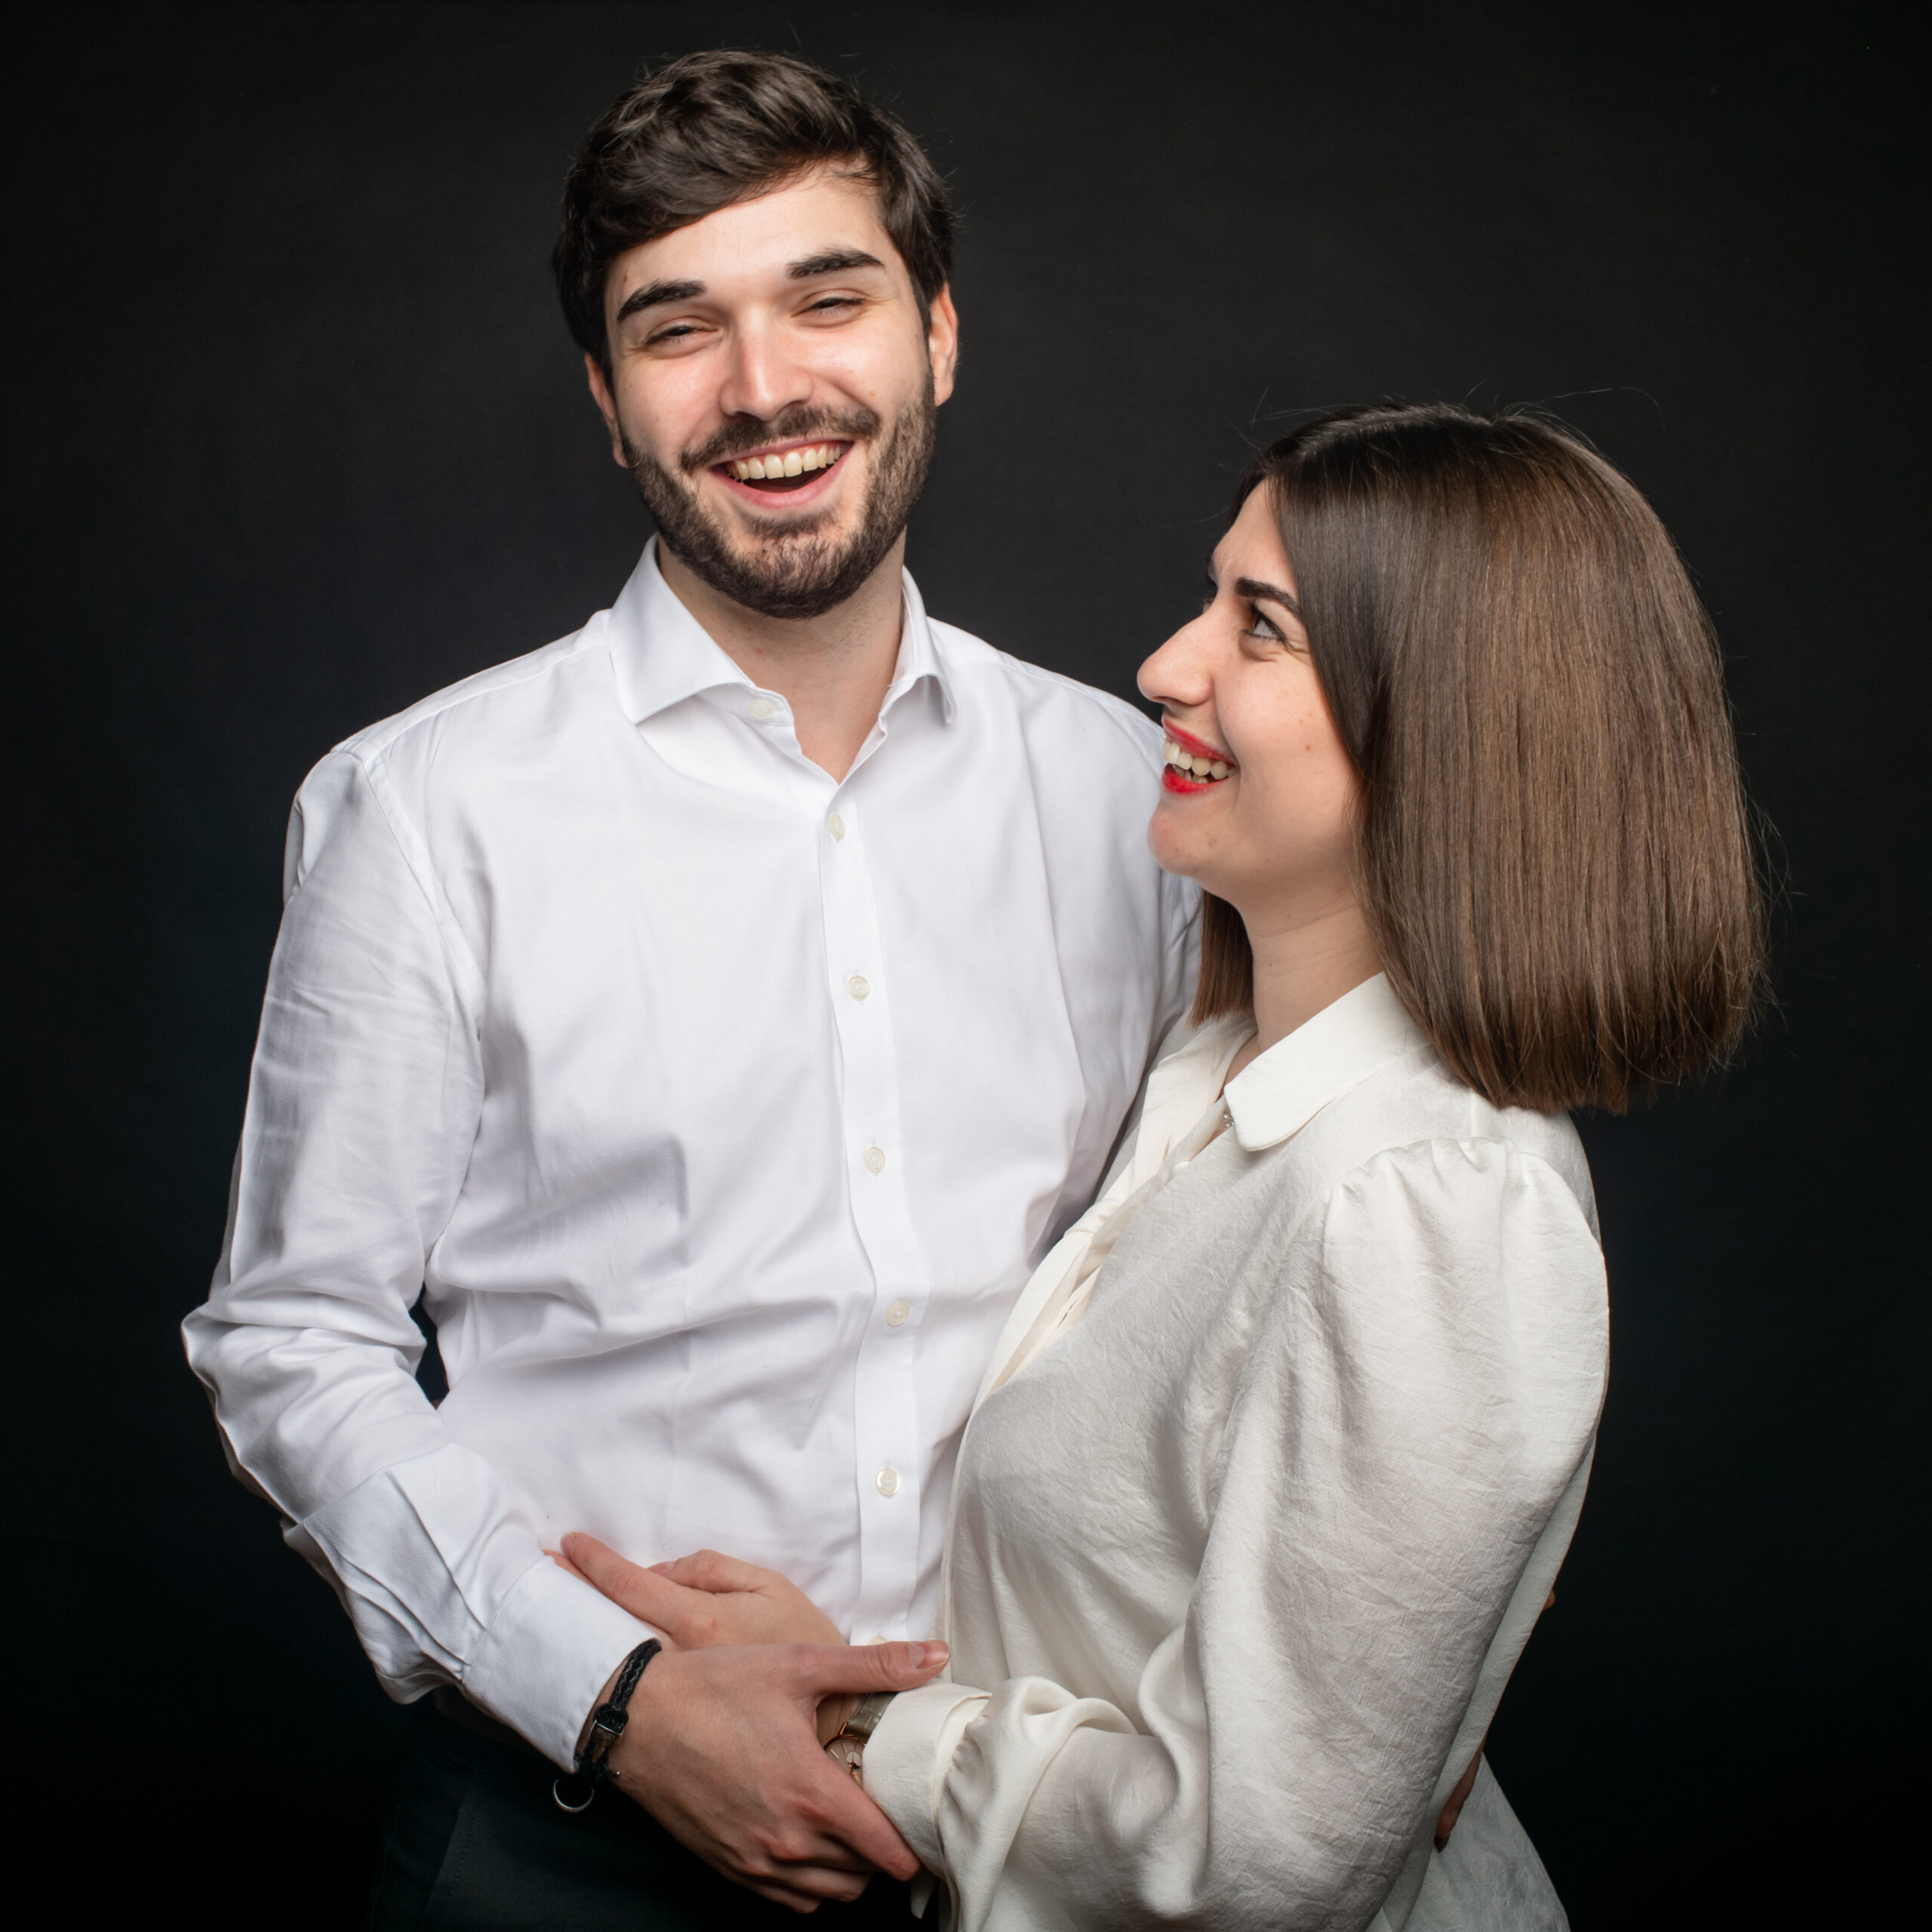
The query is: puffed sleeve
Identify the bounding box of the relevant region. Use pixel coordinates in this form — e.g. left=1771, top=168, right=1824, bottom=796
left=181, top=748, right=648, bottom=1766
left=866, top=1137, right=1607, bottom=1931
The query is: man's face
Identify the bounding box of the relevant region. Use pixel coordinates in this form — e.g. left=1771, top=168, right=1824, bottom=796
left=588, top=168, right=958, bottom=620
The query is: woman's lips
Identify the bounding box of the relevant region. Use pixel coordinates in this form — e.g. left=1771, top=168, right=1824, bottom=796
left=1161, top=718, right=1235, bottom=789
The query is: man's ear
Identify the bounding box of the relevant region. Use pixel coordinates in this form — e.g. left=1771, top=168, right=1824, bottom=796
left=927, top=285, right=960, bottom=408
left=584, top=352, right=629, bottom=467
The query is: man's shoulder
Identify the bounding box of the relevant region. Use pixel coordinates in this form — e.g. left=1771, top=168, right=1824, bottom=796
left=335, top=616, right=614, bottom=773
left=928, top=618, right=1161, bottom=766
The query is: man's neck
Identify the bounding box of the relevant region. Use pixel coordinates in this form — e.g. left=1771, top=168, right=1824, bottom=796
left=656, top=537, right=908, bottom=783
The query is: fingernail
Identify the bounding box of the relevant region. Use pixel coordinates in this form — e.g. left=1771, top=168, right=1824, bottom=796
left=910, top=1641, right=949, bottom=1669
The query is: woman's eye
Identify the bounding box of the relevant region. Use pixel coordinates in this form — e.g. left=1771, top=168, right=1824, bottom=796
left=1243, top=608, right=1286, bottom=645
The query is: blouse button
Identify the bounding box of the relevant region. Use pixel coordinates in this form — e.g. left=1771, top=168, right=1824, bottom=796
left=875, top=1468, right=901, bottom=1497
left=863, top=1145, right=887, bottom=1174
left=885, top=1300, right=910, bottom=1327
left=748, top=698, right=775, bottom=719
left=828, top=813, right=846, bottom=840
left=846, top=975, right=870, bottom=1001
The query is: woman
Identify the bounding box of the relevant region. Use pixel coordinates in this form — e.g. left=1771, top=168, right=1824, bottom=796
left=569, top=404, right=1763, bottom=1928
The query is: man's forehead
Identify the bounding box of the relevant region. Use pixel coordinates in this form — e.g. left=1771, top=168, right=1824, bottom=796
left=608, top=169, right=898, bottom=300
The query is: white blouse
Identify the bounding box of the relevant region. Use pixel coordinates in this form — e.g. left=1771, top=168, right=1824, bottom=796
left=866, top=976, right=1608, bottom=1931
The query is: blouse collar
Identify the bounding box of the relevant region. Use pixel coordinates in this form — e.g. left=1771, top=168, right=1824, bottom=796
left=1224, top=974, right=1431, bottom=1152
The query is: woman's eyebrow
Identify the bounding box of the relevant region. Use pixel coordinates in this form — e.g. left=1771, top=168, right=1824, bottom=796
left=1235, top=575, right=1302, bottom=617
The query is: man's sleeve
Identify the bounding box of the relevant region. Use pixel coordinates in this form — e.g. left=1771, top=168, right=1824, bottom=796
left=1156, top=867, right=1201, bottom=1041
left=182, top=746, right=645, bottom=1767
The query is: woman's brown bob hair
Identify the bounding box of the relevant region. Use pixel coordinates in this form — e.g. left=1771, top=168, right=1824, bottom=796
left=1193, top=403, right=1764, bottom=1113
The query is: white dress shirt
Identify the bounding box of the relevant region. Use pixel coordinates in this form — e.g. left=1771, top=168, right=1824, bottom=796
left=865, top=977, right=1606, bottom=1931
left=183, top=540, right=1195, bottom=1767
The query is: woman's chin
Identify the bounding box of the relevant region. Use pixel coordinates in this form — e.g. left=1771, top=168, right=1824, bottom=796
left=1146, top=813, right=1216, bottom=890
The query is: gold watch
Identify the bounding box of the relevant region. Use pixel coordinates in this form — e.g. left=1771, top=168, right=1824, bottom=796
left=824, top=1691, right=897, bottom=1782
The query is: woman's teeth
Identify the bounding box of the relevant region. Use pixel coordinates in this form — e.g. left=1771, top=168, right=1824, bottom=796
left=1164, top=739, right=1231, bottom=781
left=730, top=444, right=844, bottom=481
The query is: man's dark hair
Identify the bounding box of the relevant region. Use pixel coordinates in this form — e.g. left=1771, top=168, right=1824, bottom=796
left=555, top=50, right=954, bottom=371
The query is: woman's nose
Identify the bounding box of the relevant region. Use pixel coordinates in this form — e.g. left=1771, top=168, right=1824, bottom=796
left=1137, top=614, right=1214, bottom=709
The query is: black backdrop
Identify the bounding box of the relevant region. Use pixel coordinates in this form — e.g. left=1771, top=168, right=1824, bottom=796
left=5, top=4, right=1925, bottom=1924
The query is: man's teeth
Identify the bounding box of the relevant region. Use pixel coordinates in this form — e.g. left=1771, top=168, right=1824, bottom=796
left=730, top=444, right=844, bottom=481
left=1164, top=739, right=1231, bottom=780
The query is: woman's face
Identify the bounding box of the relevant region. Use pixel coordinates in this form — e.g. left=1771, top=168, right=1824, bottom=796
left=1137, top=487, right=1362, bottom=935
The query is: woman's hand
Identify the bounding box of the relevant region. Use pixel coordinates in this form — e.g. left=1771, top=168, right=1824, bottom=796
left=558, top=1534, right=844, bottom=1647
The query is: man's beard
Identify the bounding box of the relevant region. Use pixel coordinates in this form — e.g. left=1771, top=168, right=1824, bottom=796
left=622, top=379, right=937, bottom=621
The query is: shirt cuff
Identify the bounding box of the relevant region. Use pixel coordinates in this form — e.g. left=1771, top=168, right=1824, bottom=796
left=864, top=1678, right=989, bottom=1872
left=460, top=1552, right=657, bottom=1770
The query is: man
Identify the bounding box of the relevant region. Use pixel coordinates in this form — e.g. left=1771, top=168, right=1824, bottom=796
left=184, top=50, right=1194, bottom=1926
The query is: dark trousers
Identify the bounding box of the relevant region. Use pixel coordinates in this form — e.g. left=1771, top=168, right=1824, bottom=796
left=368, top=1697, right=916, bottom=1930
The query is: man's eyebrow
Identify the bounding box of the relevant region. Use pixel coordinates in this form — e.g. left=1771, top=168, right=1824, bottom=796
left=615, top=278, right=705, bottom=323
left=1235, top=574, right=1302, bottom=617
left=789, top=248, right=884, bottom=279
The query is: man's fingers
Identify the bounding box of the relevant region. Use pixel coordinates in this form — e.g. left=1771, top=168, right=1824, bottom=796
left=793, top=1638, right=949, bottom=1699
left=799, top=1759, right=923, bottom=1881
left=1435, top=1742, right=1485, bottom=1850
left=654, top=1547, right=771, bottom=1594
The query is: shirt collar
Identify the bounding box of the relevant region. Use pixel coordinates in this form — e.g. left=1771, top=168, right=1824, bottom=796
left=1223, top=973, right=1431, bottom=1152
left=606, top=536, right=956, bottom=727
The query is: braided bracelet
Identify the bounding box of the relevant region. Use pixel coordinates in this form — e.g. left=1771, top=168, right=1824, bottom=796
left=552, top=1638, right=663, bottom=1813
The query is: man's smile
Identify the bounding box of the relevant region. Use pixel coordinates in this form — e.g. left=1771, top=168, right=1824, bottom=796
left=712, top=437, right=854, bottom=505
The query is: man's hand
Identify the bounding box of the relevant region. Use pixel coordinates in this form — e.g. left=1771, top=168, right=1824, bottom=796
left=586, top=1637, right=947, bottom=1912
left=560, top=1534, right=871, bottom=1745
left=1435, top=1589, right=1555, bottom=1851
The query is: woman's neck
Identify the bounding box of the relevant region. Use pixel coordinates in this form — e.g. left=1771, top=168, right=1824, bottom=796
left=1241, top=898, right=1383, bottom=1060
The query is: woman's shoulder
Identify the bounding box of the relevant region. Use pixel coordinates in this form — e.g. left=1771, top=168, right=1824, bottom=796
left=1273, top=1046, right=1600, bottom=1246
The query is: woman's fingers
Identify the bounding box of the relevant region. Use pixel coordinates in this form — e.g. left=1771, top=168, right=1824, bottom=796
left=652, top=1547, right=772, bottom=1594
left=544, top=1546, right=590, bottom=1584
left=561, top=1531, right=715, bottom=1638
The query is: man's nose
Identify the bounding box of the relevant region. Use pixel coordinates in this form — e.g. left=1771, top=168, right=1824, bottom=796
left=714, top=321, right=814, bottom=425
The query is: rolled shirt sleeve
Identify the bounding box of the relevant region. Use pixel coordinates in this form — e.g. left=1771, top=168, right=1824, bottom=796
left=866, top=1137, right=1607, bottom=1930
left=182, top=748, right=645, bottom=1767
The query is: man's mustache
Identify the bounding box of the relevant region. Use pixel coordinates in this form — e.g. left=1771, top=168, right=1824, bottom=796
left=679, top=405, right=883, bottom=475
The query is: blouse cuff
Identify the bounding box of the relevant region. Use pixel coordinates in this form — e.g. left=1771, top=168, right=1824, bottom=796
left=864, top=1678, right=989, bottom=1872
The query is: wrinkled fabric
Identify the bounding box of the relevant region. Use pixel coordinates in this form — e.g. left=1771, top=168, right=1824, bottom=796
left=866, top=977, right=1604, bottom=1930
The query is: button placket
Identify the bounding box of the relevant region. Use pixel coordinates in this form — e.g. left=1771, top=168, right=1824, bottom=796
left=820, top=795, right=927, bottom=1641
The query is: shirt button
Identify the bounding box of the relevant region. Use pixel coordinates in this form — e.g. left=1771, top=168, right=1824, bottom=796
left=828, top=813, right=846, bottom=840
left=846, top=974, right=870, bottom=1001
left=863, top=1145, right=887, bottom=1174
left=885, top=1300, right=910, bottom=1327
left=748, top=697, right=775, bottom=720
left=875, top=1468, right=901, bottom=1497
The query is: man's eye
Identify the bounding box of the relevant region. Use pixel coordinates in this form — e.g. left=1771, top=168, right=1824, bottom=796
left=806, top=296, right=862, bottom=315
left=647, top=323, right=700, bottom=346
